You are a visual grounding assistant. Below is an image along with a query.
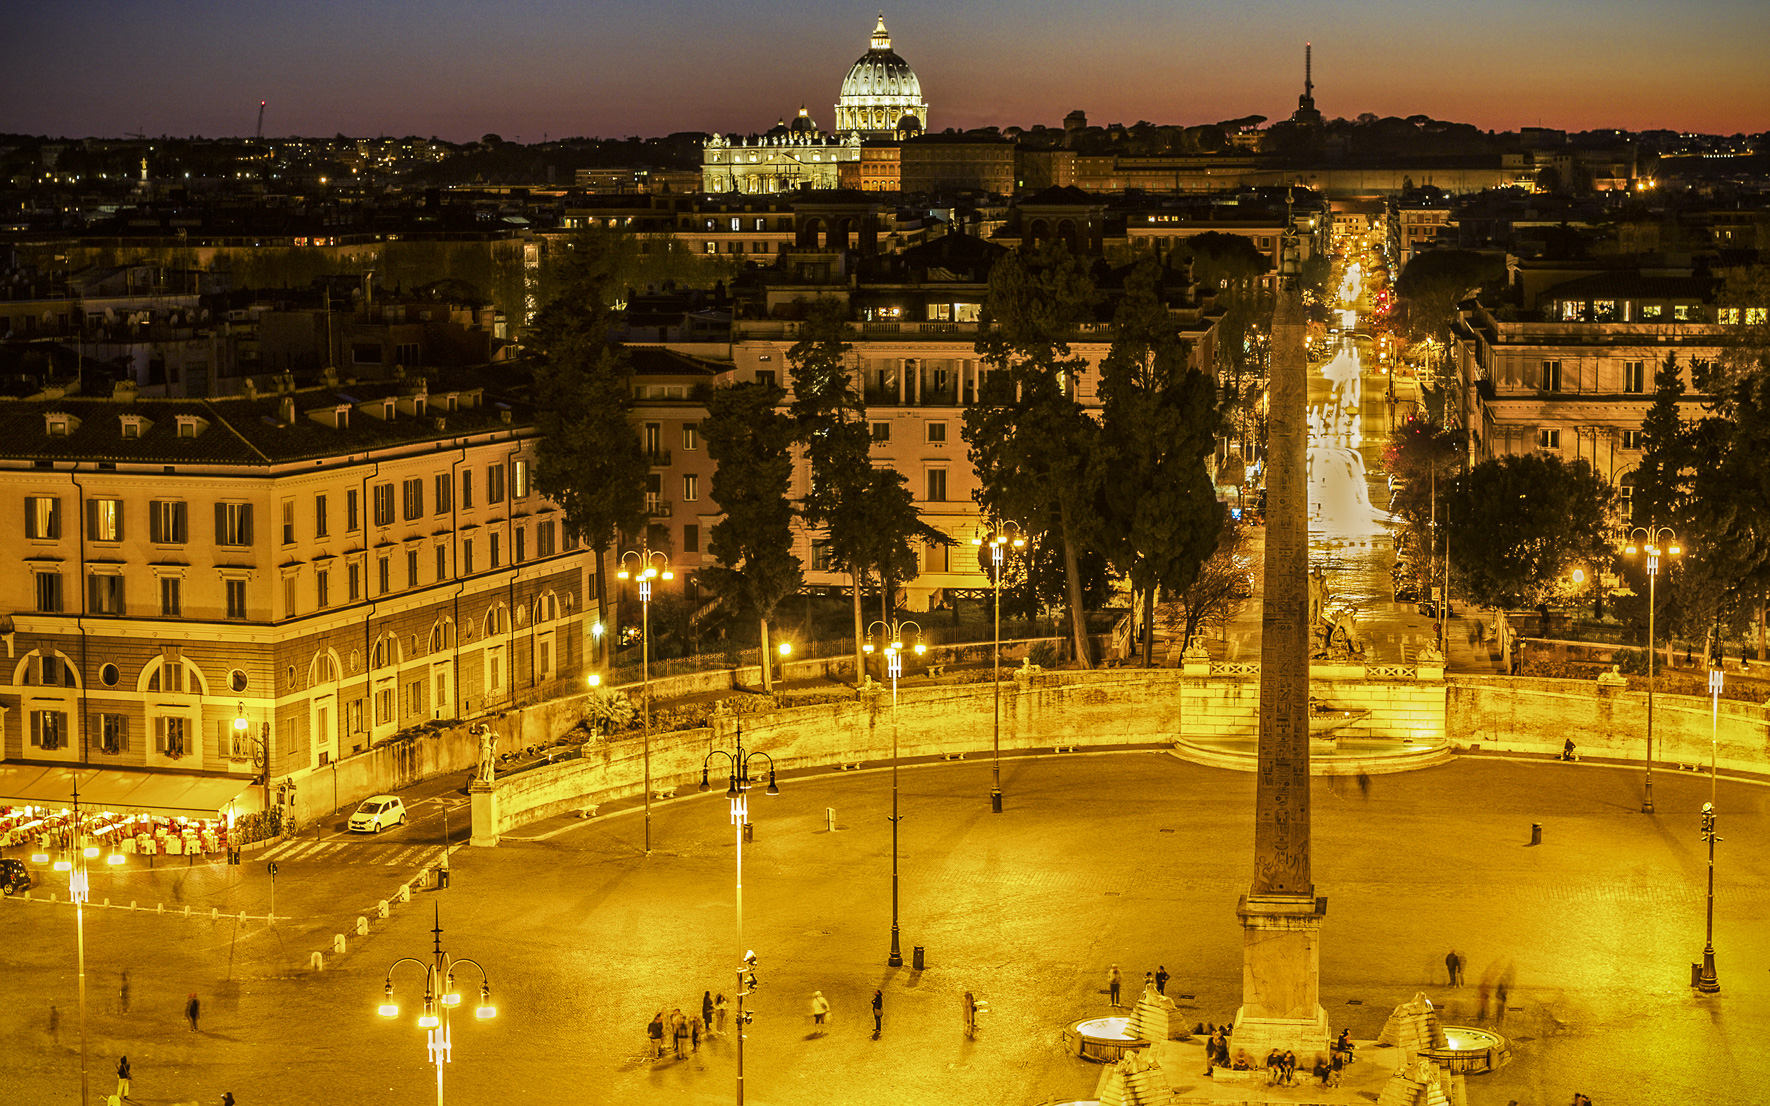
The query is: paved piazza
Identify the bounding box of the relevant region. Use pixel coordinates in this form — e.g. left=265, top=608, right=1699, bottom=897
left=4, top=753, right=1765, bottom=1104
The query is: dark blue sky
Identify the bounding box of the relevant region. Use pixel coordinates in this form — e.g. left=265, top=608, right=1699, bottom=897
left=3, top=0, right=1765, bottom=139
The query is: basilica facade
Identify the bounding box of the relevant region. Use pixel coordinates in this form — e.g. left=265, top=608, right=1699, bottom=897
left=702, top=14, right=928, bottom=194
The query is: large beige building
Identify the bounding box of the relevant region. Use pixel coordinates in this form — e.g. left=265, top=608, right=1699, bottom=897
left=1450, top=263, right=1724, bottom=515
left=0, top=371, right=595, bottom=815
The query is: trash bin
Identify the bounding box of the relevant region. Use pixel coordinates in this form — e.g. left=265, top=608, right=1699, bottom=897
left=990, top=791, right=1003, bottom=814
left=744, top=822, right=755, bottom=844
left=1529, top=823, right=1542, bottom=846
left=912, top=945, right=925, bottom=971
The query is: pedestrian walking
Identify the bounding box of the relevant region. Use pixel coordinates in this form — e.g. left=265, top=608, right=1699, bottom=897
left=647, top=1011, right=665, bottom=1057
left=962, top=991, right=978, bottom=1038
left=810, top=990, right=830, bottom=1031
left=670, top=1007, right=688, bottom=1057
left=1143, top=970, right=1154, bottom=997
left=714, top=994, right=728, bottom=1035
left=1107, top=964, right=1122, bottom=1007
left=690, top=1015, right=701, bottom=1053
left=872, top=989, right=883, bottom=1037
left=702, top=990, right=714, bottom=1031
left=115, top=1056, right=132, bottom=1099
left=220, top=1094, right=235, bottom=1106
left=1154, top=965, right=1169, bottom=996
left=1356, top=770, right=1371, bottom=799
left=1445, top=949, right=1463, bottom=987
left=185, top=993, right=201, bottom=1032
left=119, top=972, right=131, bottom=1015
left=49, top=1002, right=60, bottom=1044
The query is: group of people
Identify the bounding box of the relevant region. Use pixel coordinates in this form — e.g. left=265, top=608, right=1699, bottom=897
left=1105, top=963, right=1171, bottom=1007
left=1202, top=1026, right=1353, bottom=1088
left=646, top=992, right=729, bottom=1059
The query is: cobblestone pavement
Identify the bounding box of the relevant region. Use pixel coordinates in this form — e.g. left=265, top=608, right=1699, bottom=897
left=2, top=753, right=1764, bottom=1105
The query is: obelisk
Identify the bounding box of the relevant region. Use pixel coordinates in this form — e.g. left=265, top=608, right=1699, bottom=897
left=1232, top=224, right=1329, bottom=1057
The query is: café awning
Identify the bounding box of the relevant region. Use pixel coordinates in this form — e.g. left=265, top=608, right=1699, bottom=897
left=0, top=765, right=254, bottom=819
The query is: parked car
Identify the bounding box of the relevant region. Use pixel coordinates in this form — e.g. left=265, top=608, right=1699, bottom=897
left=0, top=857, right=36, bottom=895
left=1417, top=600, right=1454, bottom=620
left=1393, top=582, right=1420, bottom=603
left=348, top=795, right=407, bottom=834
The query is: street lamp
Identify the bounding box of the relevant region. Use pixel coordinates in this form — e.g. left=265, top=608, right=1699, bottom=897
left=864, top=618, right=923, bottom=967
left=971, top=523, right=1025, bottom=813
left=34, top=788, right=96, bottom=1106
left=378, top=906, right=495, bottom=1106
left=1623, top=526, right=1683, bottom=814
left=1695, top=668, right=1722, bottom=993
left=699, top=722, right=778, bottom=1106
left=617, top=546, right=672, bottom=855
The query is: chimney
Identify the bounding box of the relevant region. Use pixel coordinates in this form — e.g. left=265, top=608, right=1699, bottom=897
left=279, top=396, right=296, bottom=426
left=243, top=377, right=259, bottom=401
left=113, top=379, right=139, bottom=404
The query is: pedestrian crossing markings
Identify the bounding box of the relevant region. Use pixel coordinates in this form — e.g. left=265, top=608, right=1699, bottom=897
left=258, top=840, right=435, bottom=867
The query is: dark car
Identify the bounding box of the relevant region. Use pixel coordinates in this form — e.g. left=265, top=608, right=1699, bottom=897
left=1393, top=582, right=1419, bottom=603
left=1417, top=599, right=1454, bottom=619
left=0, top=858, right=34, bottom=896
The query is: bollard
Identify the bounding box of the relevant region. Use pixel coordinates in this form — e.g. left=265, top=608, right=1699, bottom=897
left=211, top=907, right=220, bottom=920
left=239, top=912, right=247, bottom=923
left=1529, top=823, right=1542, bottom=846
left=156, top=903, right=163, bottom=914
left=913, top=945, right=926, bottom=971
left=826, top=808, right=835, bottom=832
left=333, top=933, right=347, bottom=954
left=396, top=884, right=411, bottom=904
left=377, top=899, right=390, bottom=919
left=356, top=915, right=369, bottom=936
left=103, top=898, right=110, bottom=908
left=310, top=951, right=325, bottom=971
left=183, top=905, right=191, bottom=918
left=129, top=901, right=136, bottom=911
left=438, top=867, right=451, bottom=890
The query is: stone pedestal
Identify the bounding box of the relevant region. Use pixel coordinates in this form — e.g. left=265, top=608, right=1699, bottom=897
left=468, top=780, right=500, bottom=847
left=1232, top=892, right=1329, bottom=1058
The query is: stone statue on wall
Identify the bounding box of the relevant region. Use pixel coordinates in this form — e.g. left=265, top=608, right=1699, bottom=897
left=474, top=724, right=498, bottom=784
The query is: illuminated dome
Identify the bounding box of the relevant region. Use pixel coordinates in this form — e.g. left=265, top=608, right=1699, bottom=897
left=835, top=13, right=929, bottom=138
left=788, top=106, right=819, bottom=135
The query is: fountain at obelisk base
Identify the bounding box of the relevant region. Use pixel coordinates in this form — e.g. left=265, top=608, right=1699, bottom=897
left=1231, top=231, right=1331, bottom=1060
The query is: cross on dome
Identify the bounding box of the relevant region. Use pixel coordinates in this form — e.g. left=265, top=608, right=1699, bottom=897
left=871, top=12, right=890, bottom=50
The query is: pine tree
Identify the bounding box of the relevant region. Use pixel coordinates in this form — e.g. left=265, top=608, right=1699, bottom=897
left=698, top=380, right=803, bottom=692
left=1632, top=351, right=1688, bottom=527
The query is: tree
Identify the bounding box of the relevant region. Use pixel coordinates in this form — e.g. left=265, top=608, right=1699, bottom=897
left=1393, top=250, right=1506, bottom=345
left=1631, top=351, right=1690, bottom=527
left=698, top=380, right=804, bottom=692
left=787, top=299, right=943, bottom=681
left=1382, top=414, right=1462, bottom=588
left=1442, top=454, right=1616, bottom=610
left=528, top=232, right=648, bottom=662
left=1156, top=524, right=1250, bottom=649
left=1095, top=260, right=1225, bottom=664
left=966, top=241, right=1103, bottom=667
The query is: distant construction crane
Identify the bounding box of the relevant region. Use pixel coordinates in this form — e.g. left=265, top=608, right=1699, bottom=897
left=255, top=100, right=266, bottom=140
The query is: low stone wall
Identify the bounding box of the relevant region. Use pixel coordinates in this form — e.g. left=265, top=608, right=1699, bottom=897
left=1448, top=675, right=1770, bottom=774
left=477, top=666, right=1451, bottom=838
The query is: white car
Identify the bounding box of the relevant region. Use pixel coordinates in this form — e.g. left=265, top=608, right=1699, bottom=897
left=348, top=795, right=407, bottom=834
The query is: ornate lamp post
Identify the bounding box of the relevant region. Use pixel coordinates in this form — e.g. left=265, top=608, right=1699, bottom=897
left=617, top=546, right=673, bottom=854
left=1624, top=526, right=1683, bottom=813
left=864, top=618, right=923, bottom=967
left=699, top=723, right=778, bottom=1106
left=377, top=907, right=495, bottom=1106
left=1695, top=668, right=1722, bottom=993
left=32, top=787, right=120, bottom=1106
left=971, top=523, right=1024, bottom=813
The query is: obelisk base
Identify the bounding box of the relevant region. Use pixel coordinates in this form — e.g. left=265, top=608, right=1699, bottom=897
left=1232, top=893, right=1329, bottom=1059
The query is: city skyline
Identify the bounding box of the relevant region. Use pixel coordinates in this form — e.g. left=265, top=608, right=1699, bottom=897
left=2, top=0, right=1767, bottom=141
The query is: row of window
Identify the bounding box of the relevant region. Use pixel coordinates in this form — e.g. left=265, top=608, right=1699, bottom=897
left=30, top=521, right=572, bottom=617
left=24, top=461, right=534, bottom=549
left=1531, top=359, right=1650, bottom=393
left=1534, top=428, right=1646, bottom=450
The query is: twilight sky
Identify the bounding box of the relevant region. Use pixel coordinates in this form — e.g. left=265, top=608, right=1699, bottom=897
left=3, top=0, right=1767, bottom=140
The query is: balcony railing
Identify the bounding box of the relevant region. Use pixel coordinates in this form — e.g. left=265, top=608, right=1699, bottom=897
left=646, top=499, right=673, bottom=518
left=645, top=448, right=672, bottom=467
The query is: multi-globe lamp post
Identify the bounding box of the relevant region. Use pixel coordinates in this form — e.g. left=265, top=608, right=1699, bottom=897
left=32, top=786, right=123, bottom=1106
left=1623, top=526, right=1683, bottom=814
left=971, top=522, right=1025, bottom=813
left=377, top=907, right=495, bottom=1106
left=699, top=725, right=778, bottom=1106
left=864, top=618, right=923, bottom=967
left=617, top=546, right=672, bottom=854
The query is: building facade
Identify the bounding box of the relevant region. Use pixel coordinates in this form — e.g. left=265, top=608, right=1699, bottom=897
left=833, top=15, right=929, bottom=138
left=1, top=373, right=595, bottom=812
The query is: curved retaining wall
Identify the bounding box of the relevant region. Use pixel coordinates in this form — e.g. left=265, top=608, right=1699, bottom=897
left=475, top=669, right=1770, bottom=840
